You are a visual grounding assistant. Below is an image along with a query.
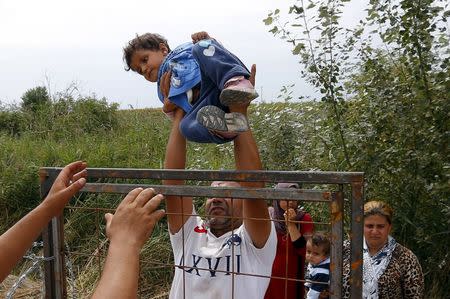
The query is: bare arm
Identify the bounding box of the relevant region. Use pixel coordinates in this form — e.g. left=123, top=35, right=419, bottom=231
left=285, top=208, right=302, bottom=241
left=159, top=71, right=193, bottom=234
left=0, top=161, right=87, bottom=282
left=163, top=109, right=193, bottom=234
left=92, top=188, right=165, bottom=299
left=229, top=64, right=271, bottom=248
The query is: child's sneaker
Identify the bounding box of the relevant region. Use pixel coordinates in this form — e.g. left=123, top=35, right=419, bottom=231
left=197, top=105, right=249, bottom=134
left=219, top=76, right=259, bottom=106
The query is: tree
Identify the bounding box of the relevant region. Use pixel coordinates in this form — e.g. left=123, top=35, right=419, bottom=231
left=20, top=86, right=51, bottom=112
left=264, top=0, right=449, bottom=295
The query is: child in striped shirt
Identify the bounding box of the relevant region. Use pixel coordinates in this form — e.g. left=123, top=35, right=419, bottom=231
left=305, top=232, right=330, bottom=299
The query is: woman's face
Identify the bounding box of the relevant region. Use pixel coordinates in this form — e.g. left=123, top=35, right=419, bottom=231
left=364, top=214, right=392, bottom=252
left=279, top=200, right=297, bottom=211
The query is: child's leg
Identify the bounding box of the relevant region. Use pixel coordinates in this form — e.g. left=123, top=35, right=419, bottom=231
left=191, top=39, right=258, bottom=106
left=179, top=76, right=235, bottom=144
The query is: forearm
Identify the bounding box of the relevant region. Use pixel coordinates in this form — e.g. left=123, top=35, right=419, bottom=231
left=163, top=110, right=192, bottom=233
left=163, top=112, right=186, bottom=179
left=287, top=223, right=302, bottom=242
left=0, top=203, right=53, bottom=282
left=233, top=130, right=262, bottom=185
left=232, top=122, right=270, bottom=248
left=91, top=242, right=140, bottom=299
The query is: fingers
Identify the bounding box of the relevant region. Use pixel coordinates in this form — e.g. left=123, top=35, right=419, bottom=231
left=151, top=209, right=166, bottom=222
left=61, top=177, right=86, bottom=198
left=160, top=71, right=172, bottom=98
left=72, top=169, right=87, bottom=182
left=191, top=31, right=210, bottom=43
left=60, top=161, right=87, bottom=180
left=120, top=187, right=144, bottom=206
left=104, top=213, right=113, bottom=238
left=134, top=188, right=157, bottom=207
left=249, top=64, right=256, bottom=86
left=143, top=193, right=165, bottom=211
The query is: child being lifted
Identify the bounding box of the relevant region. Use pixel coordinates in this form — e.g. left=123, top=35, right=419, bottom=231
left=123, top=31, right=258, bottom=143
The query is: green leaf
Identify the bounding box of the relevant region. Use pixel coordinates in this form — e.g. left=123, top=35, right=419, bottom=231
left=263, top=16, right=273, bottom=25
left=292, top=43, right=305, bottom=55
left=269, top=26, right=279, bottom=34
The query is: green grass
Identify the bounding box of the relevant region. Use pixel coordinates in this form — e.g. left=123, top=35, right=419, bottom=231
left=1, top=101, right=448, bottom=298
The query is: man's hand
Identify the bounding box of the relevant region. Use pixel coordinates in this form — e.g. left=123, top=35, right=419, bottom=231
left=191, top=31, right=212, bottom=43
left=228, top=64, right=257, bottom=115
left=92, top=188, right=165, bottom=299
left=43, top=161, right=87, bottom=216
left=249, top=64, right=256, bottom=87
left=160, top=70, right=171, bottom=99
left=104, top=188, right=165, bottom=249
left=160, top=70, right=179, bottom=119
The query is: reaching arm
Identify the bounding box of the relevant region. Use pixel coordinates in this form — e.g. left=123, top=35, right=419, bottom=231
left=160, top=70, right=193, bottom=234
left=0, top=161, right=87, bottom=282
left=229, top=64, right=271, bottom=248
left=163, top=109, right=193, bottom=234
left=285, top=208, right=302, bottom=241
left=92, top=188, right=165, bottom=299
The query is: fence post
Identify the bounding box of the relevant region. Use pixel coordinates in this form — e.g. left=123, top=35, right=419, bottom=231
left=330, top=190, right=343, bottom=299
left=350, top=181, right=364, bottom=298
left=52, top=215, right=67, bottom=298
left=41, top=170, right=67, bottom=299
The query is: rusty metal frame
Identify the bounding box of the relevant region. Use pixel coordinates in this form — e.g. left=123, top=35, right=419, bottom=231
left=40, top=167, right=364, bottom=299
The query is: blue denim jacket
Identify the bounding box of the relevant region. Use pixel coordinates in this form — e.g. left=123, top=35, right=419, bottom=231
left=157, top=42, right=201, bottom=113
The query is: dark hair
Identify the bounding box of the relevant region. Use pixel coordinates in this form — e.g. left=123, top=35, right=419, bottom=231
left=308, top=232, right=331, bottom=256
left=270, top=182, right=305, bottom=234
left=122, top=33, right=171, bottom=71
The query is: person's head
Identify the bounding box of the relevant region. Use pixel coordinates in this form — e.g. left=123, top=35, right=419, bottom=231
left=271, top=183, right=303, bottom=233
left=364, top=200, right=393, bottom=251
left=205, top=181, right=243, bottom=236
left=123, top=33, right=171, bottom=82
left=305, top=232, right=330, bottom=266
left=275, top=182, right=300, bottom=211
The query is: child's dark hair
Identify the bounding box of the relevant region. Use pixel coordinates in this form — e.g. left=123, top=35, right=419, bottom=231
left=308, top=232, right=331, bottom=256
left=123, top=33, right=171, bottom=71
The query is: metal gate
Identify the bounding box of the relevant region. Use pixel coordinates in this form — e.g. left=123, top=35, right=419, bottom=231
left=40, top=168, right=364, bottom=298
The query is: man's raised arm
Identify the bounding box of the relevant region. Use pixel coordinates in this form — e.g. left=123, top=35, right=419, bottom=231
left=163, top=108, right=193, bottom=234
left=231, top=64, right=271, bottom=249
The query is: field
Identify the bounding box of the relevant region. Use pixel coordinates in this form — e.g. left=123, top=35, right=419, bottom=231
left=0, top=99, right=448, bottom=297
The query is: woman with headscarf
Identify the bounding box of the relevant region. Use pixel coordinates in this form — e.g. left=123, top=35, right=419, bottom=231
left=343, top=200, right=424, bottom=298
left=265, top=182, right=314, bottom=299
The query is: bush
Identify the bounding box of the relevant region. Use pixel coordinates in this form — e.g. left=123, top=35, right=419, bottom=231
left=0, top=109, right=26, bottom=136
left=20, top=86, right=51, bottom=112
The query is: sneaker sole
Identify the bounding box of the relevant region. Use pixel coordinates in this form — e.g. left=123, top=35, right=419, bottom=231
left=219, top=88, right=259, bottom=106
left=197, top=106, right=249, bottom=132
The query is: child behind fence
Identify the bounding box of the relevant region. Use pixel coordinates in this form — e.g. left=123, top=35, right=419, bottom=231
left=305, top=232, right=330, bottom=299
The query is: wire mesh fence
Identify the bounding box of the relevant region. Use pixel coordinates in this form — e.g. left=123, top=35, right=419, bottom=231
left=39, top=167, right=364, bottom=299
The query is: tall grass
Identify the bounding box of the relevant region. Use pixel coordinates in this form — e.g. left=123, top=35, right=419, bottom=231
left=0, top=98, right=448, bottom=297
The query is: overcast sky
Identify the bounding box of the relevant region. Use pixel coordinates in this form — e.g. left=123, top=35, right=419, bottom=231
left=0, top=0, right=366, bottom=109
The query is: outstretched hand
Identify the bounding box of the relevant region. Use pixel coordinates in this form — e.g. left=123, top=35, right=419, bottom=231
left=91, top=188, right=165, bottom=299
left=0, top=161, right=87, bottom=283
left=44, top=161, right=87, bottom=216
left=104, top=188, right=165, bottom=249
